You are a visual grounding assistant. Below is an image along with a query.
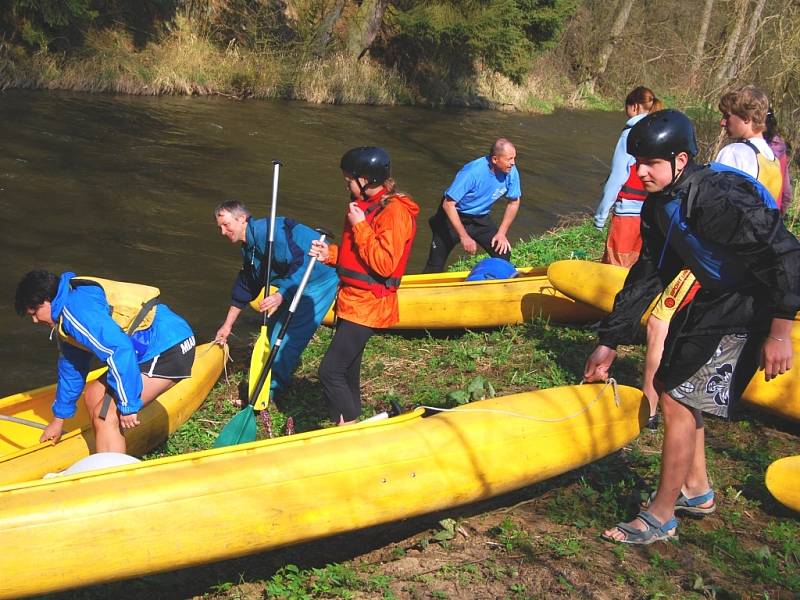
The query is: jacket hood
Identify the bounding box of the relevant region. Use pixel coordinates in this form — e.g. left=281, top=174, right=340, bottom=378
left=50, top=271, right=76, bottom=321
left=390, top=193, right=420, bottom=218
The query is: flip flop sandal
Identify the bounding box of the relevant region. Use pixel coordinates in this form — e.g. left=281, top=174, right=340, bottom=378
left=603, top=510, right=678, bottom=545
left=646, top=413, right=660, bottom=431
left=642, top=489, right=716, bottom=515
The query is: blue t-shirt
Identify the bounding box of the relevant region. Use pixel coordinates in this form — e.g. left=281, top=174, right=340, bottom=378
left=444, top=156, right=522, bottom=216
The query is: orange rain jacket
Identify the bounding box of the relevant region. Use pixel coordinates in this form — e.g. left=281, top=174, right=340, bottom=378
left=325, top=193, right=419, bottom=329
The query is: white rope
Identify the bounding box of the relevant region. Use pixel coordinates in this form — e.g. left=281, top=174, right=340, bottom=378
left=419, top=379, right=620, bottom=424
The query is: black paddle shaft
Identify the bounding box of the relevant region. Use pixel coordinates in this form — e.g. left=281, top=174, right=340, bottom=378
left=248, top=232, right=327, bottom=406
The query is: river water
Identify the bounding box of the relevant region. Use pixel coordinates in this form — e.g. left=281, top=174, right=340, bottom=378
left=0, top=89, right=622, bottom=395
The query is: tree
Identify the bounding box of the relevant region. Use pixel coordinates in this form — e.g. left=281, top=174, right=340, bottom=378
left=310, top=0, right=347, bottom=57
left=346, top=0, right=389, bottom=58
left=716, top=0, right=748, bottom=83
left=1, top=0, right=96, bottom=50
left=582, top=0, right=636, bottom=95
left=690, top=0, right=715, bottom=78
left=728, top=0, right=768, bottom=81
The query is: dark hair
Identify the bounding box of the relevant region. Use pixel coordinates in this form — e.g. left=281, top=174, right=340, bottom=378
left=15, top=270, right=59, bottom=316
left=625, top=86, right=664, bottom=112
left=764, top=109, right=779, bottom=143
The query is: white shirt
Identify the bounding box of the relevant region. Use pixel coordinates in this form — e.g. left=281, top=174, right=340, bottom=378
left=715, top=137, right=776, bottom=178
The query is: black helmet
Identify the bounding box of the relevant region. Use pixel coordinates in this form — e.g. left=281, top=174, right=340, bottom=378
left=340, top=147, right=391, bottom=186
left=627, top=109, right=698, bottom=159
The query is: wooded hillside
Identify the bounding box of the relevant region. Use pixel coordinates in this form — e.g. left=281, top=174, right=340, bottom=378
left=1, top=1, right=797, bottom=144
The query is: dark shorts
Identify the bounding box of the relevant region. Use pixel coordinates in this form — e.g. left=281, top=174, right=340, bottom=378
left=139, top=336, right=196, bottom=379
left=658, top=333, right=760, bottom=418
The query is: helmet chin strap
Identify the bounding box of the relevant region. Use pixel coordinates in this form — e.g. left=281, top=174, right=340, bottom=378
left=663, top=156, right=685, bottom=194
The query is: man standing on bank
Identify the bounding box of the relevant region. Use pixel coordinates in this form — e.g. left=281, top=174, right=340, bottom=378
left=422, top=138, right=522, bottom=273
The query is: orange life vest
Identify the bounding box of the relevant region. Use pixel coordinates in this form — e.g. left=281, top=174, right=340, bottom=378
left=336, top=188, right=416, bottom=298
left=618, top=164, right=647, bottom=201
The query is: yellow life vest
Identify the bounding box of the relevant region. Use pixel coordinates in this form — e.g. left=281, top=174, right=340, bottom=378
left=57, top=276, right=160, bottom=349
left=744, top=139, right=783, bottom=203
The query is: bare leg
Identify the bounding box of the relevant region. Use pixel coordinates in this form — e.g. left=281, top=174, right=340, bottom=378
left=683, top=421, right=712, bottom=500
left=86, top=375, right=176, bottom=453
left=603, top=390, right=696, bottom=540
left=643, top=315, right=669, bottom=417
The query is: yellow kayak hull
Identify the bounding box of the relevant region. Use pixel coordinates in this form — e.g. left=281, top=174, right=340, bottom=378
left=0, top=383, right=646, bottom=598
left=765, top=455, right=800, bottom=512
left=547, top=260, right=628, bottom=315
left=547, top=260, right=800, bottom=422
left=0, top=342, right=225, bottom=485
left=252, top=267, right=605, bottom=329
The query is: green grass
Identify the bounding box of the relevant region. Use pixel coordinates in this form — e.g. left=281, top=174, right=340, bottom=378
left=89, top=214, right=800, bottom=600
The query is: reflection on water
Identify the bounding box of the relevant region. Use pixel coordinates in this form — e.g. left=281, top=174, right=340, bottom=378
left=0, top=90, right=621, bottom=395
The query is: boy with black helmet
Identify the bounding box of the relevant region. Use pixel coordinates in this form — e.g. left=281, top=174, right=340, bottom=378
left=310, top=147, right=419, bottom=425
left=584, top=109, right=800, bottom=544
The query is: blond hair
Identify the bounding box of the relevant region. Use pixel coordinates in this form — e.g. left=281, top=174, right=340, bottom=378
left=718, top=85, right=770, bottom=131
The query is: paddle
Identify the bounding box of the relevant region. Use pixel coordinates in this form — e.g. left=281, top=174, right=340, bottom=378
left=0, top=414, right=47, bottom=430
left=214, top=231, right=328, bottom=448
left=248, top=160, right=281, bottom=412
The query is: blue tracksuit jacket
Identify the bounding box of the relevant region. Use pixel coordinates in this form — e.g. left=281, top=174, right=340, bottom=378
left=50, top=272, right=194, bottom=417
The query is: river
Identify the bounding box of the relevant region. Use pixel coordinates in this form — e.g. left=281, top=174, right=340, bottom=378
left=0, top=89, right=622, bottom=395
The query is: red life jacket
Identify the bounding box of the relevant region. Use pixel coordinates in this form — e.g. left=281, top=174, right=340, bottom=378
left=618, top=164, right=647, bottom=201
left=336, top=188, right=417, bottom=298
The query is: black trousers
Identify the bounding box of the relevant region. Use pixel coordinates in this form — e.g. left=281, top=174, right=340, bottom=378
left=318, top=318, right=374, bottom=423
left=422, top=205, right=511, bottom=273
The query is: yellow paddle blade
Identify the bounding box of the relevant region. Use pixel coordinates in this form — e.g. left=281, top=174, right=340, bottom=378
left=248, top=324, right=272, bottom=411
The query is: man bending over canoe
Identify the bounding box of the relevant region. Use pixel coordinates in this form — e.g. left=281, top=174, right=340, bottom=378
left=14, top=270, right=196, bottom=453
left=422, top=138, right=522, bottom=273
left=214, top=200, right=339, bottom=407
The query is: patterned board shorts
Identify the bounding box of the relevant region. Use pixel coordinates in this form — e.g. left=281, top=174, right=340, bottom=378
left=666, top=333, right=752, bottom=418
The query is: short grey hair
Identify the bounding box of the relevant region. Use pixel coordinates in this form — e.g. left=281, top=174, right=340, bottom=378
left=490, top=138, right=515, bottom=157
left=214, top=200, right=250, bottom=219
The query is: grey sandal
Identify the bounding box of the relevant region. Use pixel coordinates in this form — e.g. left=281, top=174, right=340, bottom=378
left=642, top=489, right=716, bottom=515
left=603, top=510, right=678, bottom=545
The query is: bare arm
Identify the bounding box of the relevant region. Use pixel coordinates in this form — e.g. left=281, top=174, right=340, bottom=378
left=215, top=305, right=242, bottom=345
left=491, top=199, right=520, bottom=253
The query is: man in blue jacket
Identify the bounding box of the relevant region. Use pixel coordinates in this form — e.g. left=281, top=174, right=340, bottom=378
left=15, top=270, right=196, bottom=453
left=214, top=200, right=339, bottom=407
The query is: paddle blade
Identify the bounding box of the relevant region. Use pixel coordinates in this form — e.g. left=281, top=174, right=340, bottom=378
left=214, top=405, right=257, bottom=448
left=249, top=325, right=272, bottom=411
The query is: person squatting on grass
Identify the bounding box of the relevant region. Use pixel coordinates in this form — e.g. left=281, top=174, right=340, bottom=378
left=584, top=109, right=800, bottom=545
left=309, top=147, right=419, bottom=425
left=15, top=270, right=196, bottom=453
left=593, top=86, right=664, bottom=268
left=423, top=138, right=521, bottom=273
left=214, top=201, right=339, bottom=407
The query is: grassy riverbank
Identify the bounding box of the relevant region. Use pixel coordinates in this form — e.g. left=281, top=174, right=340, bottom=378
left=0, top=20, right=570, bottom=113
left=50, top=214, right=800, bottom=600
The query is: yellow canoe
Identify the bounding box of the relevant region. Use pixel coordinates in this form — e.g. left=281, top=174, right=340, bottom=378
left=765, top=455, right=800, bottom=512
left=0, top=383, right=646, bottom=598
left=252, top=267, right=605, bottom=329
left=0, top=342, right=225, bottom=485
left=547, top=260, right=800, bottom=421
